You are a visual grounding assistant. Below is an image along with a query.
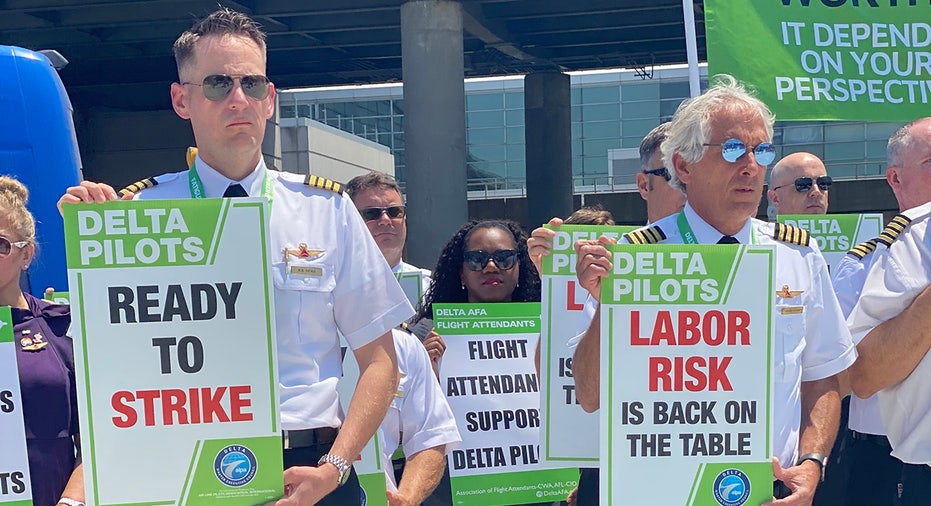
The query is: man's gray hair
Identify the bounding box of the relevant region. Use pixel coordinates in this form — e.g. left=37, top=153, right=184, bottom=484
left=887, top=117, right=931, bottom=167
left=662, top=75, right=776, bottom=192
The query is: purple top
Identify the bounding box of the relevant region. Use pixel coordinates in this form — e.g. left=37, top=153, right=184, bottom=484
left=13, top=293, right=77, bottom=506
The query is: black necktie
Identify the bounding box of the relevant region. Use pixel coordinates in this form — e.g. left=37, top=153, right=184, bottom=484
left=223, top=184, right=248, bottom=198
left=717, top=235, right=739, bottom=244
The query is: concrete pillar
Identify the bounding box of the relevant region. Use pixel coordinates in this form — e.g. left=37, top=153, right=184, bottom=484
left=401, top=0, right=467, bottom=269
left=525, top=71, right=573, bottom=228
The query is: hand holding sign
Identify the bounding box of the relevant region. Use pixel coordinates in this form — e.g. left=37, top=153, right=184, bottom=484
left=573, top=236, right=616, bottom=302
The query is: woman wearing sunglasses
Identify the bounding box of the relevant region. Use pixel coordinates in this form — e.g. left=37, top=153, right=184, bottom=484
left=0, top=176, right=83, bottom=506
left=411, top=219, right=541, bottom=506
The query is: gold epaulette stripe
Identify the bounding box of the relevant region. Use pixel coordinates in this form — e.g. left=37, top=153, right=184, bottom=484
left=118, top=177, right=158, bottom=197
left=773, top=223, right=810, bottom=246
left=847, top=239, right=878, bottom=260
left=304, top=174, right=344, bottom=195
left=876, top=214, right=912, bottom=247
left=623, top=226, right=666, bottom=245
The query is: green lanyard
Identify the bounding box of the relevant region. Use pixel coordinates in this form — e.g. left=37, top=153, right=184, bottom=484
left=187, top=159, right=273, bottom=204
left=676, top=211, right=758, bottom=245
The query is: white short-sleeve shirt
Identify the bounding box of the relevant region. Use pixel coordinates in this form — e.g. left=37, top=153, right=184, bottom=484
left=379, top=329, right=461, bottom=490
left=847, top=202, right=931, bottom=464
left=136, top=157, right=415, bottom=430
left=604, top=204, right=856, bottom=466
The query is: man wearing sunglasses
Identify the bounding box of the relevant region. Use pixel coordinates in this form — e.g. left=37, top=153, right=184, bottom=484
left=571, top=76, right=855, bottom=505
left=57, top=9, right=413, bottom=506
left=636, top=122, right=686, bottom=225
left=767, top=152, right=831, bottom=216
left=841, top=117, right=931, bottom=506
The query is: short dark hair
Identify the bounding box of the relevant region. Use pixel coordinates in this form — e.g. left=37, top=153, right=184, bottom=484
left=345, top=172, right=403, bottom=200
left=174, top=8, right=267, bottom=77
left=639, top=122, right=669, bottom=170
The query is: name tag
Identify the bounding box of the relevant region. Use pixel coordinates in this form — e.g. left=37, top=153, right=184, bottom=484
left=780, top=306, right=804, bottom=315
left=290, top=265, right=323, bottom=277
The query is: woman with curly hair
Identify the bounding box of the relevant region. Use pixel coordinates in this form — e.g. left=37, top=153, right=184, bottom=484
left=415, top=219, right=540, bottom=374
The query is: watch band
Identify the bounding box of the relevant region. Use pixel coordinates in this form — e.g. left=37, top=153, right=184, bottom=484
left=318, top=453, right=352, bottom=487
left=58, top=499, right=85, bottom=506
left=797, top=452, right=827, bottom=482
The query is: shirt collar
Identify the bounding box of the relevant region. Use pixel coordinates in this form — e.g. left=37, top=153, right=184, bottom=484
left=683, top=203, right=753, bottom=244
left=193, top=155, right=265, bottom=198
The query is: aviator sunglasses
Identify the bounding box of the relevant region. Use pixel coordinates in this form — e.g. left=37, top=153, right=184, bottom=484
left=0, top=236, right=28, bottom=256
left=703, top=138, right=777, bottom=165
left=181, top=74, right=271, bottom=101
left=463, top=250, right=519, bottom=272
left=360, top=205, right=406, bottom=221
left=643, top=167, right=671, bottom=181
left=772, top=176, right=833, bottom=193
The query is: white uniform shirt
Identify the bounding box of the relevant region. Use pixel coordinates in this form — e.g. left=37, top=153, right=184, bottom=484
left=380, top=328, right=461, bottom=491
left=832, top=250, right=886, bottom=435
left=619, top=204, right=856, bottom=466
left=136, top=157, right=415, bottom=430
left=847, top=202, right=931, bottom=464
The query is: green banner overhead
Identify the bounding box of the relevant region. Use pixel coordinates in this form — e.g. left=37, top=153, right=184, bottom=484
left=705, top=0, right=931, bottom=121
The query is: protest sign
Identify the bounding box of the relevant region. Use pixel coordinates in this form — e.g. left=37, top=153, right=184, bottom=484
left=0, top=306, right=32, bottom=506
left=706, top=0, right=931, bottom=121
left=64, top=198, right=282, bottom=505
left=539, top=224, right=635, bottom=466
left=396, top=271, right=427, bottom=311
left=778, top=213, right=883, bottom=272
left=435, top=302, right=577, bottom=506
left=600, top=244, right=774, bottom=505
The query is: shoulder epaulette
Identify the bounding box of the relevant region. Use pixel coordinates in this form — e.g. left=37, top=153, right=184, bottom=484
left=304, top=174, right=344, bottom=195
left=773, top=223, right=810, bottom=247
left=876, top=214, right=912, bottom=247
left=623, top=225, right=666, bottom=245
left=118, top=177, right=158, bottom=197
left=847, top=239, right=878, bottom=260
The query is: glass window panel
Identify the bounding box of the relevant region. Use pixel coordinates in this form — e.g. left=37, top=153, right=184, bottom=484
left=621, top=101, right=660, bottom=120
left=571, top=105, right=581, bottom=122
left=280, top=105, right=296, bottom=118
left=624, top=119, right=663, bottom=142
left=467, top=127, right=505, bottom=145
left=325, top=102, right=346, bottom=116
left=581, top=104, right=619, bottom=122
left=505, top=92, right=525, bottom=109
left=866, top=122, right=899, bottom=140
left=506, top=126, right=525, bottom=143
left=660, top=81, right=690, bottom=100
left=782, top=144, right=824, bottom=159
left=572, top=157, right=583, bottom=176
left=376, top=100, right=391, bottom=115
left=583, top=139, right=620, bottom=157
left=505, top=109, right=524, bottom=126
left=866, top=140, right=887, bottom=160
left=298, top=104, right=312, bottom=118
left=377, top=118, right=392, bottom=133
left=392, top=100, right=405, bottom=115
left=506, top=161, right=526, bottom=178
left=782, top=125, right=823, bottom=144
left=582, top=121, right=621, bottom=139
left=621, top=136, right=643, bottom=149
left=467, top=93, right=504, bottom=111
left=571, top=122, right=582, bottom=139
left=468, top=110, right=503, bottom=129
left=623, top=84, right=660, bottom=102
left=377, top=133, right=393, bottom=148
left=507, top=144, right=525, bottom=161
left=825, top=124, right=863, bottom=142
left=393, top=116, right=404, bottom=131
left=571, top=88, right=581, bottom=105
left=469, top=145, right=507, bottom=162
left=660, top=98, right=686, bottom=118
left=393, top=134, right=405, bottom=150
left=583, top=156, right=609, bottom=174
left=572, top=139, right=583, bottom=155
left=824, top=141, right=863, bottom=160
left=581, top=86, right=619, bottom=104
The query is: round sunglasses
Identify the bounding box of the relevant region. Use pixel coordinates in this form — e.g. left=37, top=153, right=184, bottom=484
left=703, top=138, right=776, bottom=166
left=463, top=249, right=518, bottom=271
left=181, top=74, right=271, bottom=102
left=0, top=236, right=28, bottom=256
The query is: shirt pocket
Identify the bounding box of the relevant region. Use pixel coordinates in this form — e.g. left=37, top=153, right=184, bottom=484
left=774, top=304, right=805, bottom=383
left=272, top=255, right=337, bottom=343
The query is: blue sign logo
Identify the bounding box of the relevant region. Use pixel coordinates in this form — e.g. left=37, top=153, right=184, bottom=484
left=214, top=445, right=258, bottom=487
left=713, top=468, right=750, bottom=506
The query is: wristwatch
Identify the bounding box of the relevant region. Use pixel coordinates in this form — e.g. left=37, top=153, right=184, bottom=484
left=797, top=452, right=828, bottom=482
left=57, top=499, right=85, bottom=506
left=318, top=453, right=352, bottom=487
